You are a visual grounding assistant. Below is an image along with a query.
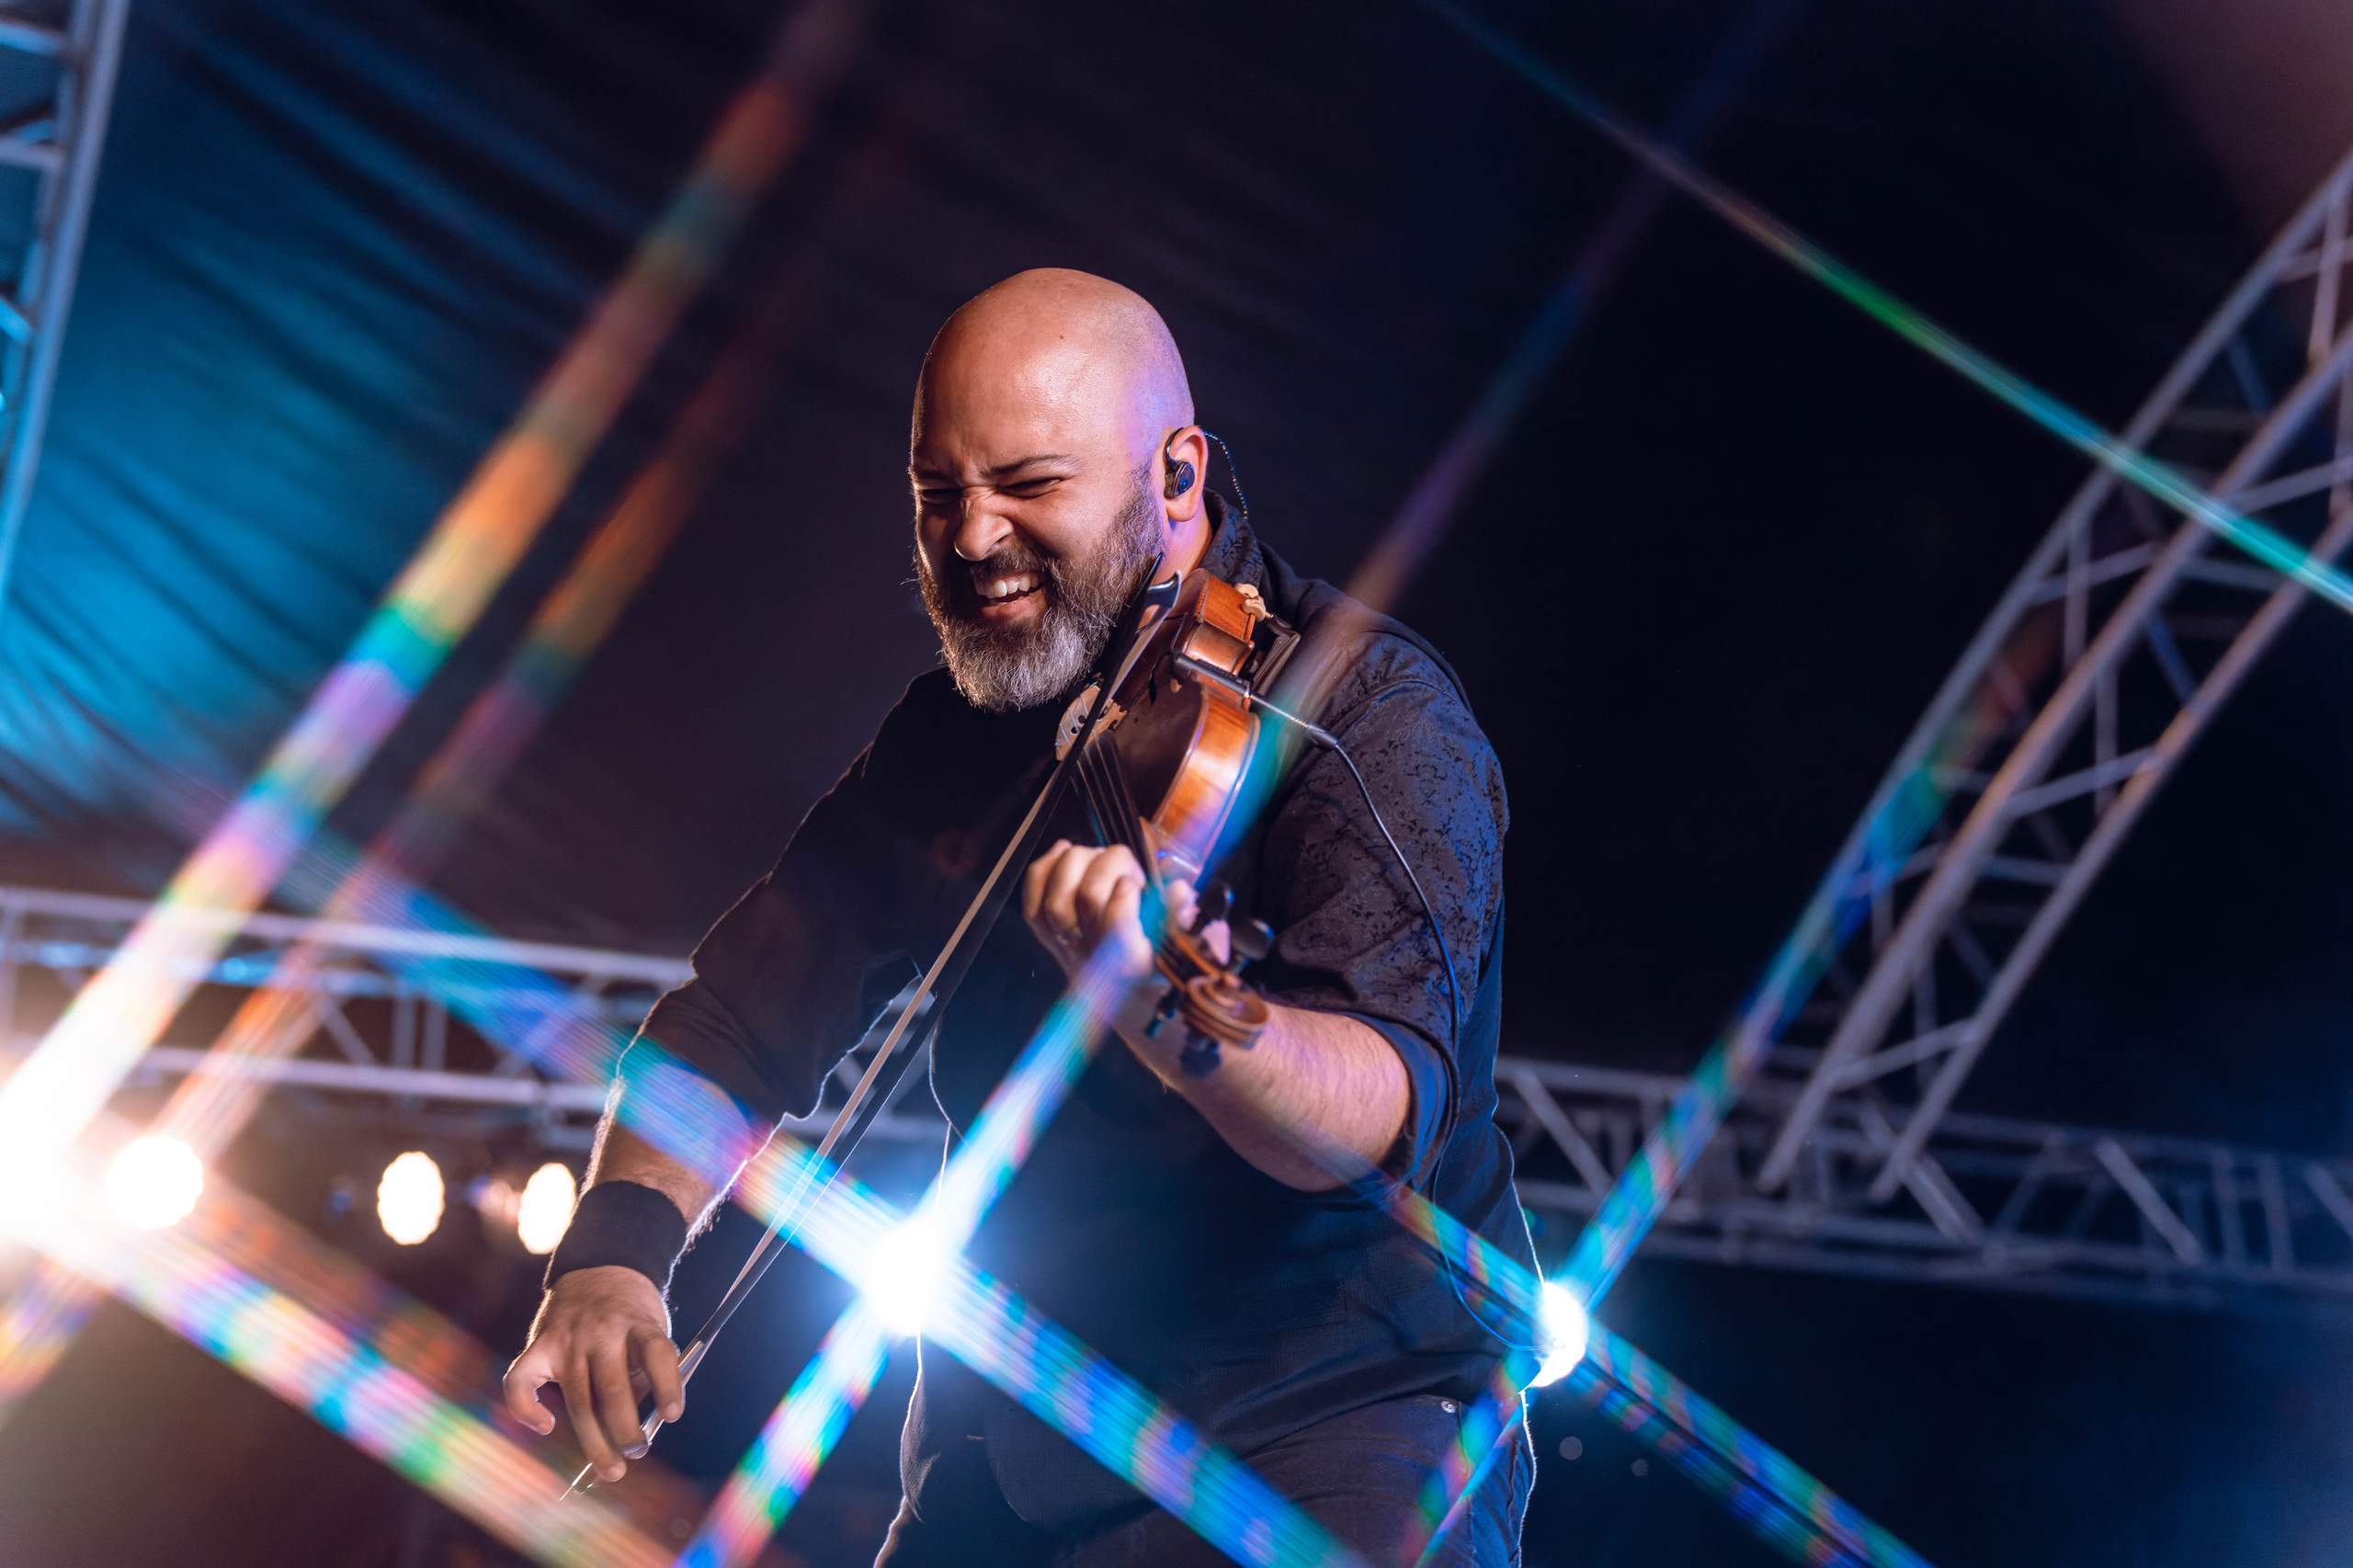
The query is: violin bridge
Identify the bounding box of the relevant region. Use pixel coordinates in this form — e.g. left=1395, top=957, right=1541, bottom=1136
left=1054, top=686, right=1127, bottom=759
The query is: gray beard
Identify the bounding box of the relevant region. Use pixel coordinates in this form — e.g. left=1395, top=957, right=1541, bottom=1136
left=915, top=472, right=1163, bottom=713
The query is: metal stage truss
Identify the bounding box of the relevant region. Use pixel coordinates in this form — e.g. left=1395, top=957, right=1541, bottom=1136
left=0, top=0, right=129, bottom=616
left=6, top=883, right=2347, bottom=1315
left=1721, top=150, right=2353, bottom=1203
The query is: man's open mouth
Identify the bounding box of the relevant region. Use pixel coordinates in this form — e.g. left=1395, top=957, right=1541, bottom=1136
left=969, top=570, right=1045, bottom=618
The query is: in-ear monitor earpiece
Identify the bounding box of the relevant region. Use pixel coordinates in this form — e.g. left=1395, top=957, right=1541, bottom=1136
left=1162, top=428, right=1198, bottom=498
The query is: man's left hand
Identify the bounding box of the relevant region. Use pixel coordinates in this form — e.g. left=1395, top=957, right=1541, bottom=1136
left=1020, top=839, right=1154, bottom=986
left=1022, top=839, right=1235, bottom=1059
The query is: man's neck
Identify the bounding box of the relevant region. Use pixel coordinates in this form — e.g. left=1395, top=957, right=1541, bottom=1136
left=1163, top=510, right=1213, bottom=581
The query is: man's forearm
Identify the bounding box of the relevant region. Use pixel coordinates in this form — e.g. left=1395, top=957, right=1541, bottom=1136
left=1121, top=1000, right=1411, bottom=1192
left=582, top=1071, right=764, bottom=1239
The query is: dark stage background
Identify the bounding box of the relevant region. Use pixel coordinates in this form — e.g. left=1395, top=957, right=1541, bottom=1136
left=1, top=1, right=2348, bottom=1563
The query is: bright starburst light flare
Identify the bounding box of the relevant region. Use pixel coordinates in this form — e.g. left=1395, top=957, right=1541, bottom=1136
left=101, top=1132, right=204, bottom=1232
left=1362, top=1146, right=1930, bottom=1568
left=0, top=171, right=821, bottom=1431
left=858, top=1214, right=951, bottom=1338
left=8, top=1116, right=683, bottom=1566
left=6, top=822, right=1360, bottom=1567
left=680, top=927, right=1177, bottom=1564
left=7, top=549, right=1927, bottom=1566
left=719, top=1131, right=1375, bottom=1568
left=1422, top=0, right=2353, bottom=1337
left=516, top=1162, right=579, bottom=1256
left=1531, top=1279, right=1590, bottom=1388
left=678, top=597, right=1929, bottom=1564
left=1, top=749, right=1927, bottom=1567
left=530, top=951, right=1374, bottom=1568
left=0, top=825, right=1360, bottom=1565
left=5, top=21, right=1967, bottom=1535
left=181, top=822, right=1363, bottom=1568
left=0, top=0, right=852, bottom=1236
left=1556, top=641, right=2045, bottom=1308
left=377, top=1151, right=447, bottom=1246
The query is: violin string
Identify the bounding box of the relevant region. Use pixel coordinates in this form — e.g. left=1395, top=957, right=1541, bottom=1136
left=1074, top=739, right=1176, bottom=959
left=1077, top=739, right=1149, bottom=871
left=1073, top=745, right=1122, bottom=851
left=1099, top=746, right=1154, bottom=881
left=1068, top=734, right=1118, bottom=846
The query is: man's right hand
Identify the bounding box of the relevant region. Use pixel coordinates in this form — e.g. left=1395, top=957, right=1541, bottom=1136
left=502, top=1265, right=685, bottom=1483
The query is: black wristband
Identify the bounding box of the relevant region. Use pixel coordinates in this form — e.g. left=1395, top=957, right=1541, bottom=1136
left=545, top=1181, right=689, bottom=1295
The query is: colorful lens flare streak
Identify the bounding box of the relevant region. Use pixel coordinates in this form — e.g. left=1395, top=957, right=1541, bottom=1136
left=1412, top=1362, right=1531, bottom=1568
left=36, top=849, right=1354, bottom=1562
left=0, top=811, right=757, bottom=1436
left=682, top=1306, right=896, bottom=1568
left=13, top=1165, right=672, bottom=1568
left=1573, top=1322, right=1931, bottom=1568
left=1562, top=597, right=2058, bottom=1308
left=169, top=276, right=790, bottom=1159
left=55, top=832, right=1351, bottom=1568
left=922, top=1263, right=1369, bottom=1568
left=1348, top=0, right=1794, bottom=616
left=0, top=255, right=800, bottom=1412
left=1203, top=1075, right=1938, bottom=1568
left=707, top=1088, right=1370, bottom=1568
left=1427, top=0, right=2336, bottom=1381
left=0, top=0, right=847, bottom=1184
left=6, top=723, right=1904, bottom=1567
left=1425, top=0, right=2353, bottom=616
left=680, top=937, right=1191, bottom=1562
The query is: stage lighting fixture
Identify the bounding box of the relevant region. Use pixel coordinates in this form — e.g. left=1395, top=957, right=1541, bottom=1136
left=515, top=1161, right=576, bottom=1256
left=1531, top=1278, right=1590, bottom=1389
left=860, top=1214, right=949, bottom=1338
left=377, top=1150, right=446, bottom=1245
left=104, top=1133, right=204, bottom=1232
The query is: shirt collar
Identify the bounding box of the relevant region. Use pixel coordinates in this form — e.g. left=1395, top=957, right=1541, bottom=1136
left=1194, top=489, right=1266, bottom=589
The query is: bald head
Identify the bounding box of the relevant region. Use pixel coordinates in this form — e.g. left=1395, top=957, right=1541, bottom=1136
left=908, top=270, right=1211, bottom=712
left=914, top=268, right=1193, bottom=464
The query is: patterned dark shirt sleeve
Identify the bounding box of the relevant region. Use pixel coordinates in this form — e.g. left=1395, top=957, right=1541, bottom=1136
left=1246, top=633, right=1509, bottom=1189
left=629, top=706, right=928, bottom=1124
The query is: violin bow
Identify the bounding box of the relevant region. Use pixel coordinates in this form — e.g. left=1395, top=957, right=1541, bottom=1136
left=566, top=561, right=1180, bottom=1495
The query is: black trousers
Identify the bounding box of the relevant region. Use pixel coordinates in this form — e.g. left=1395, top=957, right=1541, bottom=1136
left=874, top=1393, right=1533, bottom=1567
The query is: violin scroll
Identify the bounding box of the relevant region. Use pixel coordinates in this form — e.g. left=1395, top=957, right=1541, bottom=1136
left=1067, top=565, right=1300, bottom=1074
left=1137, top=878, right=1279, bottom=1076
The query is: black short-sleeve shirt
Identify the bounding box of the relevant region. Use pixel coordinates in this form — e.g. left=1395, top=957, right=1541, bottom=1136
left=636, top=501, right=1535, bottom=1532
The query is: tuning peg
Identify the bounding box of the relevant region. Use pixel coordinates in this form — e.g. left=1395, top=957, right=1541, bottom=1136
left=1232, top=918, right=1275, bottom=964
left=1190, top=879, right=1234, bottom=934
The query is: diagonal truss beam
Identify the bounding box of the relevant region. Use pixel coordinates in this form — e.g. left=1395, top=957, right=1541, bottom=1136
left=0, top=0, right=129, bottom=620
left=1745, top=150, right=2353, bottom=1198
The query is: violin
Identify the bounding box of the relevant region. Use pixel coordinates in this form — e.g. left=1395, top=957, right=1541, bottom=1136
left=1053, top=566, right=1301, bottom=1074
left=569, top=560, right=1300, bottom=1496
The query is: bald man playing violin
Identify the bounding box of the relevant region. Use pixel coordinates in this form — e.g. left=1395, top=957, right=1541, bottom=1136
left=506, top=269, right=1537, bottom=1565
